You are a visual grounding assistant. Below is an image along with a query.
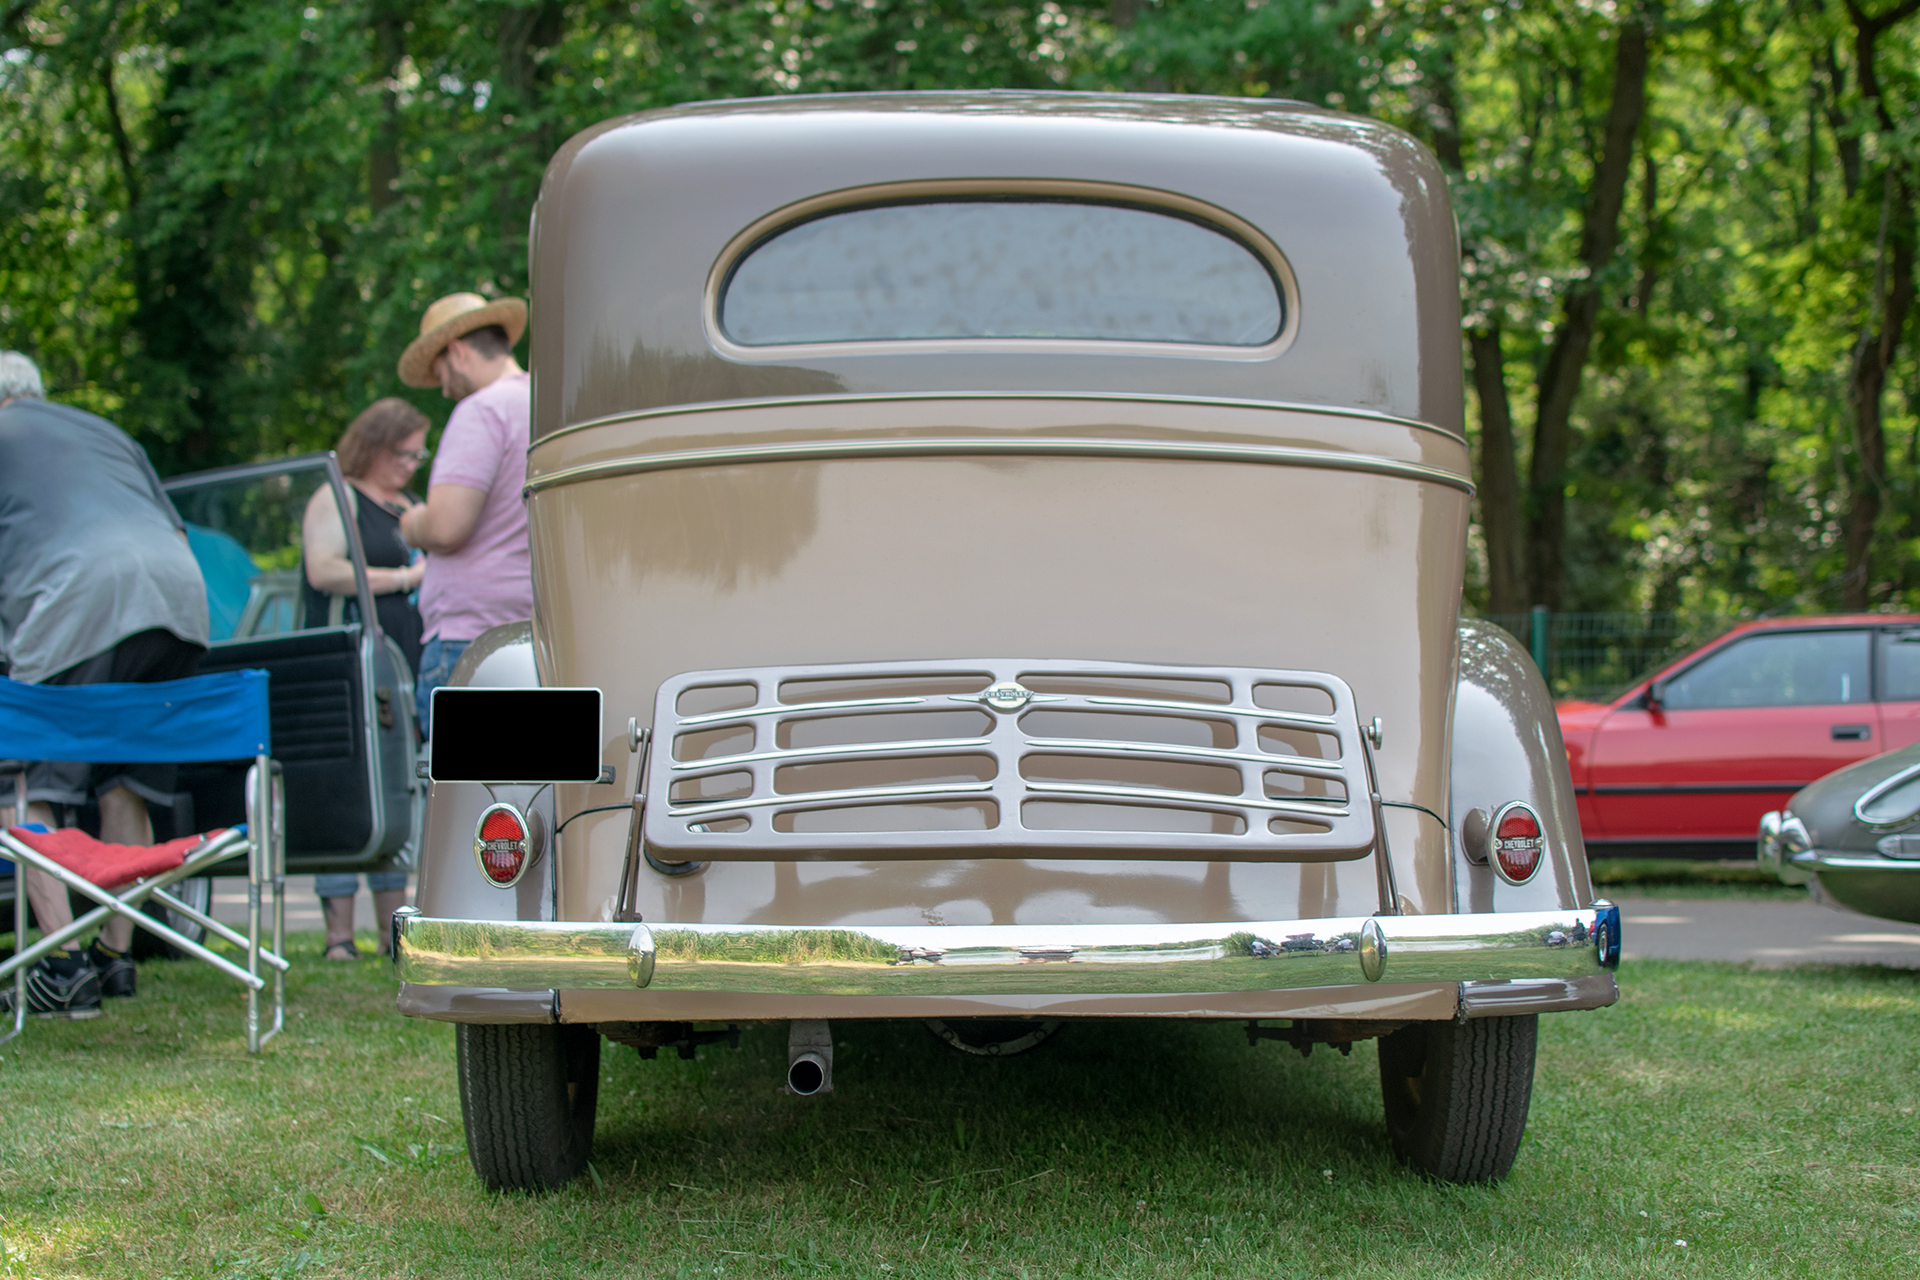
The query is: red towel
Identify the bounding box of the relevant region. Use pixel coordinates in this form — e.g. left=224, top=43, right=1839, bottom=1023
left=4, top=827, right=227, bottom=889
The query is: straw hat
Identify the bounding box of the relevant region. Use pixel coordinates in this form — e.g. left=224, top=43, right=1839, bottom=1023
left=397, top=292, right=528, bottom=388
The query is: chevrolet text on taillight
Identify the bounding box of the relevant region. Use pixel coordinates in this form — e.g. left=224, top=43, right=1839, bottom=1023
left=474, top=803, right=531, bottom=888
left=1490, top=801, right=1543, bottom=885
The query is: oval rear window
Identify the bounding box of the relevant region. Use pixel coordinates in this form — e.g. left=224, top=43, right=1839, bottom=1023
left=720, top=201, right=1284, bottom=348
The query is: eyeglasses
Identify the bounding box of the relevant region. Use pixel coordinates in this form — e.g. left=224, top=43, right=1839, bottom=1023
left=392, top=447, right=431, bottom=464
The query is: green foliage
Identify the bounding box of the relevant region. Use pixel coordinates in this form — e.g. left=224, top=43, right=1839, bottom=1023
left=2, top=1, right=1918, bottom=615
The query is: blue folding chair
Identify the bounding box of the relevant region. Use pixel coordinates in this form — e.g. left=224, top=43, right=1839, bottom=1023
left=1, top=669, right=286, bottom=1051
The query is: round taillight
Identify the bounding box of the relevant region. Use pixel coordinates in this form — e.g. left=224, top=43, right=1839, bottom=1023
left=474, top=803, right=530, bottom=887
left=1491, top=802, right=1543, bottom=885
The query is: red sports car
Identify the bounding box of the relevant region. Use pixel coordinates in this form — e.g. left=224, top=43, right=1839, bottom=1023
left=1556, top=615, right=1920, bottom=857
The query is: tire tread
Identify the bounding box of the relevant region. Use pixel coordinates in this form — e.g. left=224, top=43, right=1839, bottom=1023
left=457, top=1023, right=600, bottom=1192
left=1379, top=1014, right=1536, bottom=1184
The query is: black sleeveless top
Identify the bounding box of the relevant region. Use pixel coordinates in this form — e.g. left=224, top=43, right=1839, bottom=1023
left=302, top=487, right=425, bottom=673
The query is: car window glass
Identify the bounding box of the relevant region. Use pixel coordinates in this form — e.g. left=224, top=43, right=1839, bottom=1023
left=1858, top=770, right=1920, bottom=826
left=168, top=465, right=347, bottom=642
left=1879, top=630, right=1920, bottom=701
left=721, top=201, right=1284, bottom=347
left=1662, top=630, right=1870, bottom=710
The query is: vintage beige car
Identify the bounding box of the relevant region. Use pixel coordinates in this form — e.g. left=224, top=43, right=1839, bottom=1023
left=392, top=92, right=1621, bottom=1191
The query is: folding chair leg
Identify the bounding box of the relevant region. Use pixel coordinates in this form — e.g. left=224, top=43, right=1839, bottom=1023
left=147, top=887, right=289, bottom=972
left=4, top=862, right=25, bottom=1046
left=6, top=773, right=27, bottom=1044
left=0, top=842, right=267, bottom=990
left=270, top=765, right=286, bottom=1046
left=245, top=757, right=285, bottom=1053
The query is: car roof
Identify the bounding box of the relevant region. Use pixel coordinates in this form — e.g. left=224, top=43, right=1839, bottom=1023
left=530, top=91, right=1463, bottom=437
left=1598, top=613, right=1920, bottom=708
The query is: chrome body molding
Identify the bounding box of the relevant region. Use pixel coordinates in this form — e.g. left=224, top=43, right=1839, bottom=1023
left=522, top=436, right=1475, bottom=498
left=393, top=905, right=1620, bottom=998
left=536, top=391, right=1469, bottom=450
left=1853, top=760, right=1920, bottom=830
left=1787, top=848, right=1920, bottom=873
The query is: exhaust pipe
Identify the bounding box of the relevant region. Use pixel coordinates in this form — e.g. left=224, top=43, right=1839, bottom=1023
left=787, top=1020, right=832, bottom=1095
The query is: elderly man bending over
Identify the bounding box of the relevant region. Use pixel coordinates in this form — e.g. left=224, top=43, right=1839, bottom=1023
left=0, top=351, right=210, bottom=1019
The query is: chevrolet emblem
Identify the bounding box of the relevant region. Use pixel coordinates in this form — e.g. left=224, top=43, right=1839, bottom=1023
left=950, top=681, right=1062, bottom=713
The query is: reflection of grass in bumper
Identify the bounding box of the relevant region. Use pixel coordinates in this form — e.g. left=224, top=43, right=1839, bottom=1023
left=648, top=954, right=1360, bottom=995
left=643, top=936, right=1610, bottom=995
left=652, top=928, right=899, bottom=966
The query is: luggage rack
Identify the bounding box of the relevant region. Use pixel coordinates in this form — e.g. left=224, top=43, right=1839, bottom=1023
left=642, top=659, right=1379, bottom=862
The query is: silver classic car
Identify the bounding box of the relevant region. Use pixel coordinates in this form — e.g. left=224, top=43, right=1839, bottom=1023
left=389, top=92, right=1621, bottom=1191
left=1761, top=741, right=1920, bottom=924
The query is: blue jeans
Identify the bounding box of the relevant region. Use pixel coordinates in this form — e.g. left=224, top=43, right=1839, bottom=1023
left=315, top=871, right=409, bottom=899
left=415, top=636, right=471, bottom=740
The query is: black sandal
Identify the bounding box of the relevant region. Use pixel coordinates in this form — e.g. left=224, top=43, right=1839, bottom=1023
left=323, top=940, right=360, bottom=962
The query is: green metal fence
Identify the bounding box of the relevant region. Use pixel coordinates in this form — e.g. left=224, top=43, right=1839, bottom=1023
left=1479, top=610, right=1738, bottom=702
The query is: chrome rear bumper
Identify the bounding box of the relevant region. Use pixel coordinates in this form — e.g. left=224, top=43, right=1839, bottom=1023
left=390, top=904, right=1620, bottom=997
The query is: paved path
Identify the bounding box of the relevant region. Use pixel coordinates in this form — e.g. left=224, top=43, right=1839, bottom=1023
left=1620, top=896, right=1920, bottom=967
left=210, top=874, right=411, bottom=936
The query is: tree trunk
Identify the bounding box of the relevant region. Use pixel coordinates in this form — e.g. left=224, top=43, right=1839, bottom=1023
left=1471, top=325, right=1527, bottom=613
left=1842, top=177, right=1916, bottom=607
left=99, top=57, right=141, bottom=214
left=369, top=1, right=406, bottom=217
left=1524, top=15, right=1651, bottom=609
left=1820, top=41, right=1861, bottom=200
left=1837, top=0, right=1920, bottom=607
left=1409, top=21, right=1527, bottom=611
left=495, top=0, right=566, bottom=261
left=1635, top=145, right=1657, bottom=315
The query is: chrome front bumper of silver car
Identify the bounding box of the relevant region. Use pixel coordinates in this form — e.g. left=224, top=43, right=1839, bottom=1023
left=390, top=904, right=1621, bottom=997
left=1759, top=810, right=1920, bottom=880
left=1786, top=850, right=1920, bottom=873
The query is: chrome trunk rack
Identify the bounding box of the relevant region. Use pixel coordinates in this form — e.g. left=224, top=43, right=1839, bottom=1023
left=643, top=659, right=1376, bottom=861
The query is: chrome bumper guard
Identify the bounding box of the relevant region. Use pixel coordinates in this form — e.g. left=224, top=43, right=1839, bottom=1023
left=391, top=903, right=1621, bottom=997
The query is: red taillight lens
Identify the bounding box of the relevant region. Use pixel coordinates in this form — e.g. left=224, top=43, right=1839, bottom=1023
left=1492, top=803, right=1543, bottom=884
left=474, top=804, right=530, bottom=887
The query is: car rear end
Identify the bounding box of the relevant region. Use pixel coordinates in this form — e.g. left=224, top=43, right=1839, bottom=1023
left=393, top=92, right=1618, bottom=1189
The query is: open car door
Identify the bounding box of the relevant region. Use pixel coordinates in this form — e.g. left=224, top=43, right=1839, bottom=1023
left=165, top=454, right=418, bottom=871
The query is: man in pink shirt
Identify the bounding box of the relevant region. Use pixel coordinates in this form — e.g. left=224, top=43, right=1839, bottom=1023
left=395, top=292, right=533, bottom=736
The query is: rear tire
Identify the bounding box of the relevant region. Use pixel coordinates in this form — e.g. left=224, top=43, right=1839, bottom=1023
left=457, top=1023, right=601, bottom=1192
left=1377, top=1015, right=1536, bottom=1184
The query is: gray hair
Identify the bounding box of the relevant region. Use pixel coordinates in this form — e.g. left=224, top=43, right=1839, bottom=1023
left=0, top=351, right=45, bottom=402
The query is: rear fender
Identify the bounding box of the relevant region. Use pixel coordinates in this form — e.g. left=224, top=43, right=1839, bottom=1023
left=401, top=622, right=560, bottom=1024
left=1450, top=619, right=1594, bottom=913
left=414, top=622, right=556, bottom=924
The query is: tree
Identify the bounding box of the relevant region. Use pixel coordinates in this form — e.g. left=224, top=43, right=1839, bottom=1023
left=1837, top=0, right=1919, bottom=607
left=4, top=0, right=1919, bottom=628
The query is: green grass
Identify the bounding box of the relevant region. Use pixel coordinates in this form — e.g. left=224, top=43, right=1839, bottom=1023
left=1589, top=859, right=1806, bottom=900
left=2, top=933, right=1917, bottom=1279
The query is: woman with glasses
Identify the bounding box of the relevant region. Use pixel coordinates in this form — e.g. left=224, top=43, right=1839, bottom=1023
left=299, top=396, right=430, bottom=959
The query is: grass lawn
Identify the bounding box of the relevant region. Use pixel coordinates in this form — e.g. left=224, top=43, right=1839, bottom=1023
left=1588, top=860, right=1805, bottom=901
left=2, top=934, right=1916, bottom=1279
